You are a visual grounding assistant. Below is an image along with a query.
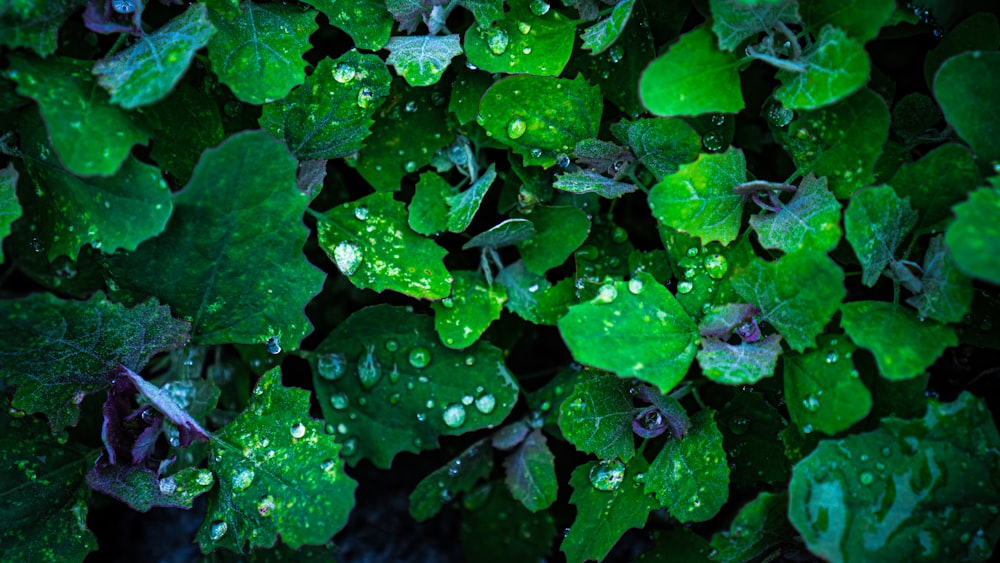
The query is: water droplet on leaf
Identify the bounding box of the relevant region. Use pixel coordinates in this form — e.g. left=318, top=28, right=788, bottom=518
left=408, top=347, right=431, bottom=368
left=257, top=495, right=276, bottom=517
left=517, top=21, right=531, bottom=35
left=354, top=205, right=369, bottom=221
left=357, top=344, right=382, bottom=389
left=529, top=0, right=550, bottom=16
left=333, top=63, right=356, bottom=83
left=443, top=403, right=467, bottom=428
left=232, top=468, right=255, bottom=491
left=487, top=28, right=510, bottom=55
left=608, top=45, right=624, bottom=63
left=330, top=392, right=349, bottom=410
left=628, top=278, right=644, bottom=294
left=158, top=476, right=177, bottom=495
left=210, top=521, right=228, bottom=541
left=317, top=353, right=347, bottom=380
left=265, top=336, right=281, bottom=355
left=589, top=459, right=625, bottom=491
left=507, top=118, right=527, bottom=139
left=357, top=87, right=375, bottom=108
left=333, top=240, right=363, bottom=275
left=290, top=422, right=307, bottom=439
left=859, top=471, right=875, bottom=486
left=677, top=281, right=693, bottom=294
left=703, top=254, right=728, bottom=279
left=475, top=393, right=496, bottom=414
left=196, top=470, right=214, bottom=487
left=595, top=283, right=617, bottom=303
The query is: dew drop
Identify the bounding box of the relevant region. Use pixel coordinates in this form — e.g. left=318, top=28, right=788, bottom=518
left=595, top=283, right=618, bottom=303
left=461, top=394, right=475, bottom=406
left=317, top=352, right=347, bottom=380
left=158, top=476, right=177, bottom=495
left=404, top=100, right=418, bottom=113
left=703, top=254, right=728, bottom=279
left=290, top=422, right=307, bottom=439
left=711, top=114, right=726, bottom=126
left=529, top=0, right=550, bottom=16
left=608, top=45, right=624, bottom=63
left=522, top=46, right=532, bottom=54
left=803, top=395, right=821, bottom=412
left=729, top=416, right=751, bottom=435
left=257, top=495, right=276, bottom=517
left=517, top=21, right=531, bottom=35
left=408, top=347, right=432, bottom=368
left=357, top=344, right=382, bottom=389
left=265, top=336, right=281, bottom=355
left=333, top=63, right=356, bottom=83
left=628, top=278, right=644, bottom=294
left=677, top=281, right=694, bottom=294
left=443, top=403, right=467, bottom=428
left=487, top=28, right=509, bottom=55
left=385, top=339, right=399, bottom=352
left=507, top=118, right=527, bottom=139
left=196, top=470, right=214, bottom=487
left=357, top=87, right=375, bottom=108
left=859, top=471, right=875, bottom=486
left=329, top=392, right=349, bottom=410
left=802, top=423, right=814, bottom=434
left=589, top=459, right=625, bottom=491
left=530, top=147, right=543, bottom=158
left=232, top=468, right=255, bottom=491
left=464, top=355, right=476, bottom=366
left=333, top=240, right=363, bottom=275
left=210, top=521, right=228, bottom=541
left=474, top=393, right=496, bottom=414
left=703, top=133, right=724, bottom=151
left=388, top=393, right=401, bottom=405
left=341, top=438, right=357, bottom=456
left=354, top=205, right=369, bottom=221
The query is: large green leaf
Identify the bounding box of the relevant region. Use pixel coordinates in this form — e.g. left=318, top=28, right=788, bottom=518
left=0, top=293, right=189, bottom=431
left=731, top=250, right=845, bottom=352
left=709, top=0, right=799, bottom=51
left=890, top=144, right=980, bottom=228
left=649, top=147, right=747, bottom=246
left=431, top=270, right=506, bottom=349
left=105, top=131, right=323, bottom=350
left=138, top=83, right=225, bottom=184
left=557, top=371, right=635, bottom=462
left=0, top=163, right=20, bottom=264
left=464, top=0, right=576, bottom=76
left=840, top=301, right=957, bottom=381
left=447, top=164, right=496, bottom=232
left=558, top=273, right=699, bottom=393
left=934, top=52, right=1000, bottom=167
left=206, top=1, right=317, bottom=104
left=6, top=53, right=148, bottom=177
left=775, top=25, right=870, bottom=111
left=798, top=0, right=894, bottom=43
left=300, top=0, right=392, bottom=50
left=749, top=174, right=842, bottom=253
left=783, top=334, right=871, bottom=436
left=639, top=25, right=744, bottom=117
left=923, top=12, right=1000, bottom=89
left=478, top=74, right=602, bottom=167
left=315, top=192, right=452, bottom=300
left=260, top=50, right=392, bottom=160
left=92, top=4, right=216, bottom=109
left=945, top=185, right=1000, bottom=284
left=517, top=205, right=591, bottom=274
left=385, top=34, right=464, bottom=87
left=198, top=368, right=357, bottom=553
left=789, top=393, right=1000, bottom=563
left=843, top=185, right=917, bottom=287
left=311, top=305, right=519, bottom=468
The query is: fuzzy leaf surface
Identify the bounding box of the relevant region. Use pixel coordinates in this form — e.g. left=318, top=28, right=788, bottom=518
left=504, top=428, right=558, bottom=511
left=581, top=0, right=635, bottom=54
left=431, top=270, right=506, bottom=349
left=385, top=34, right=463, bottom=87
left=783, top=334, right=871, bottom=435
left=775, top=25, right=870, bottom=111
left=300, top=0, right=392, bottom=50
left=709, top=0, right=799, bottom=51
left=557, top=371, right=635, bottom=462
left=610, top=118, right=700, bottom=181
left=410, top=440, right=493, bottom=521
left=843, top=185, right=917, bottom=287
left=907, top=235, right=974, bottom=324
left=750, top=174, right=842, bottom=253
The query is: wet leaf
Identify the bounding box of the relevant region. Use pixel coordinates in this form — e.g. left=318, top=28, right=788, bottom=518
left=709, top=0, right=799, bottom=51
left=0, top=164, right=20, bottom=264
left=934, top=52, right=1000, bottom=167
left=843, top=185, right=917, bottom=287
left=783, top=334, right=871, bottom=435
left=945, top=185, right=1000, bottom=284
left=557, top=371, right=635, bottom=462
left=464, top=0, right=576, bottom=76
left=799, top=0, right=894, bottom=43
left=517, top=205, right=591, bottom=274
left=431, top=270, right=506, bottom=349
left=749, top=174, right=842, bottom=254
left=0, top=0, right=83, bottom=57
left=906, top=235, right=974, bottom=324
left=301, top=0, right=392, bottom=50
left=553, top=169, right=637, bottom=198
left=385, top=34, right=463, bottom=87
left=775, top=25, right=870, bottom=111
left=697, top=334, right=783, bottom=386
left=496, top=260, right=566, bottom=325
left=610, top=117, right=701, bottom=181
left=709, top=492, right=794, bottom=562
left=410, top=439, right=493, bottom=521
left=408, top=172, right=453, bottom=235
left=504, top=428, right=557, bottom=511
left=581, top=0, right=635, bottom=55
left=447, top=163, right=496, bottom=232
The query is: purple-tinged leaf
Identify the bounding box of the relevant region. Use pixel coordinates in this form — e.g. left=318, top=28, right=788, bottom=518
left=554, top=169, right=638, bottom=198
left=906, top=235, right=974, bottom=324
left=632, top=406, right=668, bottom=438
left=697, top=335, right=783, bottom=386
left=573, top=139, right=635, bottom=179
left=504, top=429, right=558, bottom=512
left=749, top=174, right=842, bottom=254
left=844, top=185, right=917, bottom=287
left=83, top=0, right=144, bottom=35
left=86, top=464, right=214, bottom=512
left=633, top=385, right=691, bottom=439
left=130, top=410, right=163, bottom=465
left=296, top=159, right=328, bottom=198
left=698, top=303, right=759, bottom=339
left=493, top=420, right=531, bottom=450
left=117, top=365, right=210, bottom=445
left=386, top=0, right=446, bottom=33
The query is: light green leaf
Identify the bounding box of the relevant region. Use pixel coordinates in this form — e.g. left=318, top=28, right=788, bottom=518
left=697, top=334, right=783, bottom=386
left=783, top=334, right=871, bottom=435
left=312, top=305, right=519, bottom=468
left=447, top=164, right=496, bottom=232
left=710, top=492, right=794, bottom=562
left=557, top=371, right=636, bottom=462
left=464, top=0, right=577, bottom=76
left=934, top=50, right=1000, bottom=169
left=731, top=250, right=845, bottom=352
left=504, top=428, right=558, bottom=512
left=431, top=270, right=506, bottom=349
left=477, top=74, right=602, bottom=167
left=843, top=184, right=917, bottom=287
left=92, top=4, right=216, bottom=109
left=645, top=410, right=729, bottom=522
left=198, top=369, right=356, bottom=553
left=517, top=205, right=591, bottom=274
left=709, top=0, right=799, bottom=51
left=779, top=87, right=890, bottom=198
left=408, top=172, right=453, bottom=236
left=558, top=273, right=699, bottom=393
left=316, top=192, right=452, bottom=300
left=639, top=25, right=744, bottom=117
left=207, top=0, right=317, bottom=104
left=907, top=235, right=974, bottom=324
left=260, top=50, right=392, bottom=160
left=945, top=186, right=1000, bottom=284
left=799, top=0, right=894, bottom=43
left=891, top=144, right=980, bottom=228
left=459, top=0, right=505, bottom=26
left=775, top=25, right=870, bottom=111
left=204, top=0, right=241, bottom=18
left=6, top=54, right=148, bottom=177
left=749, top=174, right=842, bottom=253
left=581, top=0, right=635, bottom=54
left=562, top=457, right=657, bottom=563
left=0, top=163, right=23, bottom=264
left=789, top=393, right=1000, bottom=563
left=649, top=147, right=747, bottom=245
left=410, top=440, right=493, bottom=521
left=841, top=301, right=957, bottom=380
left=300, top=0, right=392, bottom=50
left=610, top=118, right=701, bottom=181
left=464, top=218, right=536, bottom=249
left=385, top=34, right=463, bottom=87
left=104, top=131, right=323, bottom=350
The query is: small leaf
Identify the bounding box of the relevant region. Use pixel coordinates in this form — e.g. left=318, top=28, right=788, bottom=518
left=749, top=174, right=842, bottom=254
left=799, top=0, right=894, bottom=43
left=783, top=334, right=871, bottom=435
left=710, top=492, right=795, bottom=563
left=496, top=260, right=563, bottom=324
left=581, top=0, right=635, bottom=55
left=844, top=184, right=917, bottom=287
left=408, top=172, right=454, bottom=235
left=207, top=1, right=317, bottom=104
left=553, top=169, right=637, bottom=198
left=945, top=185, right=1000, bottom=284
left=610, top=117, right=701, bottom=181
left=557, top=371, right=636, bottom=462
left=907, top=235, right=974, bottom=324
left=645, top=410, right=729, bottom=523
left=316, top=192, right=452, bottom=299
left=558, top=273, right=699, bottom=392
left=464, top=218, right=536, bottom=249
left=709, top=0, right=799, bottom=51
left=86, top=465, right=214, bottom=513
left=934, top=51, right=1000, bottom=166
left=463, top=0, right=576, bottom=76
left=923, top=12, right=1000, bottom=88
left=431, top=270, right=506, bottom=349
left=300, top=0, right=392, bottom=50
left=92, top=4, right=216, bottom=109
left=841, top=301, right=957, bottom=381
left=410, top=440, right=493, bottom=521
left=0, top=163, right=20, bottom=264
left=447, top=164, right=496, bottom=232
left=504, top=428, right=557, bottom=511
left=697, top=334, right=783, bottom=386
left=731, top=251, right=846, bottom=352
left=517, top=206, right=591, bottom=274
left=639, top=25, right=744, bottom=117
left=649, top=147, right=747, bottom=245
left=385, top=34, right=463, bottom=87
left=775, top=25, right=870, bottom=111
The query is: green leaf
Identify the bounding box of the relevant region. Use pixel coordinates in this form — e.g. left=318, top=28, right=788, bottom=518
left=198, top=368, right=356, bottom=553
left=789, top=393, right=1000, bottom=563
left=891, top=144, right=980, bottom=228
left=315, top=192, right=452, bottom=300
left=562, top=457, right=658, bottom=563
left=477, top=74, right=603, bottom=167
left=408, top=172, right=453, bottom=235
left=459, top=0, right=505, bottom=26
left=431, top=270, right=506, bottom=349
left=260, top=50, right=392, bottom=160
left=496, top=260, right=567, bottom=325
left=410, top=439, right=493, bottom=521
left=645, top=409, right=729, bottom=522
left=843, top=185, right=917, bottom=287
left=719, top=391, right=790, bottom=488
left=206, top=1, right=317, bottom=104
left=517, top=205, right=591, bottom=274
left=204, top=0, right=241, bottom=18
left=461, top=483, right=557, bottom=563
left=0, top=408, right=96, bottom=561
left=906, top=235, right=974, bottom=324
left=300, top=0, right=392, bottom=50
left=92, top=4, right=216, bottom=109
left=840, top=301, right=957, bottom=381
left=610, top=118, right=701, bottom=181
left=558, top=273, right=699, bottom=393
left=17, top=111, right=172, bottom=261
left=783, top=334, right=871, bottom=435
left=0, top=293, right=189, bottom=431
left=731, top=250, right=846, bottom=352
left=799, top=0, right=894, bottom=43
left=945, top=186, right=1000, bottom=284
left=385, top=34, right=464, bottom=87
left=553, top=169, right=637, bottom=198
left=464, top=218, right=536, bottom=249
left=312, top=305, right=519, bottom=468
left=463, top=0, right=577, bottom=76
left=138, top=83, right=224, bottom=184
left=934, top=50, right=1000, bottom=169
left=709, top=0, right=799, bottom=51
left=775, top=25, right=870, bottom=111
left=0, top=163, right=23, bottom=264
left=924, top=12, right=1000, bottom=89
left=636, top=528, right=713, bottom=562
left=749, top=174, right=843, bottom=253
left=778, top=87, right=890, bottom=198
left=0, top=0, right=82, bottom=57
left=104, top=131, right=323, bottom=350
left=6, top=54, right=148, bottom=177
left=557, top=371, right=636, bottom=462
left=87, top=465, right=214, bottom=513
left=649, top=147, right=747, bottom=245
left=447, top=164, right=497, bottom=232
left=709, top=492, right=794, bottom=562
left=697, top=333, right=783, bottom=386
left=504, top=428, right=558, bottom=511
left=581, top=0, right=635, bottom=54
left=448, top=66, right=494, bottom=124
left=891, top=92, right=942, bottom=141
left=639, top=25, right=744, bottom=117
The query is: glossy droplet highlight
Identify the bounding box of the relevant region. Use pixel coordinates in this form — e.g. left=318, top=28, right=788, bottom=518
left=210, top=521, right=228, bottom=541
left=803, top=395, right=821, bottom=412
left=487, top=28, right=510, bottom=55
left=608, top=45, right=624, bottom=64
left=859, top=471, right=875, bottom=486
left=766, top=103, right=794, bottom=127
left=385, top=339, right=399, bottom=352
left=357, top=87, right=375, bottom=108
left=196, top=470, right=214, bottom=487
left=628, top=278, right=644, bottom=295
left=507, top=118, right=527, bottom=139
left=290, top=422, right=307, bottom=439
left=158, top=476, right=177, bottom=495
left=703, top=254, right=728, bottom=279
left=264, top=336, right=281, bottom=354
left=329, top=392, right=349, bottom=410
left=333, top=240, right=362, bottom=275
left=232, top=468, right=255, bottom=491
left=595, top=283, right=617, bottom=303
left=357, top=343, right=382, bottom=390
left=333, top=63, right=356, bottom=83
left=677, top=281, right=693, bottom=294
left=354, top=205, right=369, bottom=221
left=517, top=21, right=532, bottom=35
left=257, top=495, right=276, bottom=517
left=589, top=459, right=626, bottom=491
left=317, top=352, right=347, bottom=380
left=475, top=393, right=496, bottom=414
left=529, top=0, right=550, bottom=16
left=408, top=347, right=431, bottom=368
left=443, top=403, right=467, bottom=428
left=826, top=351, right=839, bottom=363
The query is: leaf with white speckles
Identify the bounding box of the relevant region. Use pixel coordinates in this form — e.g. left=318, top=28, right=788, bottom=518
left=431, top=270, right=506, bottom=349
left=385, top=34, right=463, bottom=87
